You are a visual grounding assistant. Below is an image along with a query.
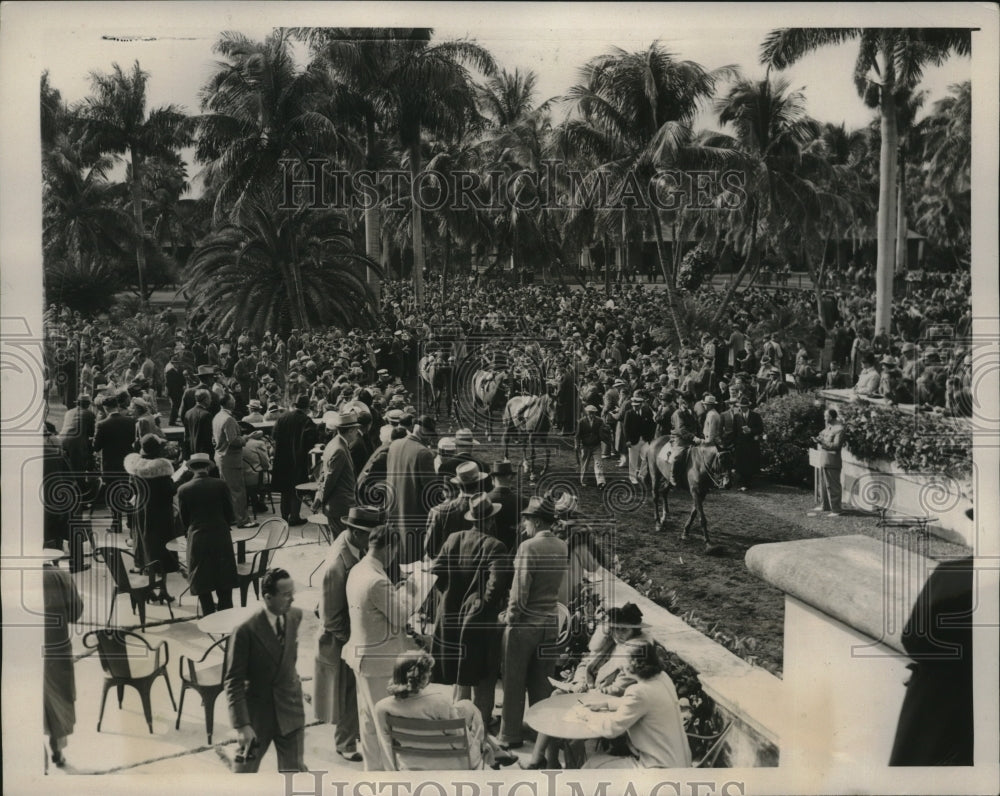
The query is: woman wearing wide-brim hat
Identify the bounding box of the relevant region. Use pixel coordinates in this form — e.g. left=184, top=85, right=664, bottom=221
left=429, top=493, right=509, bottom=723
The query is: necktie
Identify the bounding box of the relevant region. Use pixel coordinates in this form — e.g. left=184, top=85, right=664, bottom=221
left=275, top=615, right=285, bottom=646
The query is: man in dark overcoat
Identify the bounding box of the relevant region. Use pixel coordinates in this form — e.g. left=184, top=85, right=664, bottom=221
left=177, top=452, right=238, bottom=614
left=385, top=414, right=437, bottom=567
left=731, top=396, right=764, bottom=491
left=430, top=494, right=508, bottom=725
left=93, top=390, right=136, bottom=534
left=271, top=394, right=318, bottom=526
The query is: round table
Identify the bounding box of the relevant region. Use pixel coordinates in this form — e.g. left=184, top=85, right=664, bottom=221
left=197, top=605, right=259, bottom=637
left=524, top=692, right=623, bottom=740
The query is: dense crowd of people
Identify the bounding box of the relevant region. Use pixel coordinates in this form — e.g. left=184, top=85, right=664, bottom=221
left=40, top=268, right=973, bottom=771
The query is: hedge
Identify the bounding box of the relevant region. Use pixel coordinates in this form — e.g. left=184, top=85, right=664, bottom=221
left=757, top=391, right=826, bottom=486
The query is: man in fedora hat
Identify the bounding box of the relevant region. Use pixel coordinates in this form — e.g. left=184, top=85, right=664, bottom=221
left=243, top=399, right=265, bottom=423
left=486, top=460, right=528, bottom=554
left=452, top=428, right=492, bottom=490
left=700, top=393, right=723, bottom=449
left=385, top=414, right=438, bottom=568
left=498, top=496, right=568, bottom=750
left=93, top=390, right=136, bottom=535
left=314, top=410, right=361, bottom=533
left=732, top=396, right=764, bottom=491
left=622, top=391, right=656, bottom=485
left=424, top=461, right=488, bottom=560
left=429, top=493, right=509, bottom=725
left=178, top=452, right=238, bottom=615
left=575, top=405, right=608, bottom=488
left=314, top=506, right=383, bottom=763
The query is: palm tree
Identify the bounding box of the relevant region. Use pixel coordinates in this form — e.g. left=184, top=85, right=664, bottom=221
left=184, top=199, right=381, bottom=336
left=761, top=28, right=971, bottom=334
left=701, top=75, right=823, bottom=325
left=42, top=140, right=135, bottom=273
left=913, top=81, right=970, bottom=266
left=294, top=28, right=496, bottom=305
left=76, top=61, right=191, bottom=303
left=559, top=43, right=735, bottom=343
left=196, top=31, right=352, bottom=217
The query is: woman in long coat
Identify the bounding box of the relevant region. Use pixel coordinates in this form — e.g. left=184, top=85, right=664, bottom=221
left=429, top=495, right=508, bottom=722
left=43, top=559, right=83, bottom=766
left=125, top=434, right=180, bottom=575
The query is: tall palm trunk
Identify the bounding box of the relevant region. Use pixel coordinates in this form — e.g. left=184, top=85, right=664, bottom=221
left=409, top=147, right=425, bottom=306
left=364, top=118, right=382, bottom=301
left=441, top=230, right=450, bottom=298
left=875, top=55, right=898, bottom=335
left=129, top=152, right=148, bottom=303
left=895, top=157, right=907, bottom=274
left=648, top=208, right=685, bottom=345
left=603, top=235, right=611, bottom=297
left=710, top=204, right=760, bottom=325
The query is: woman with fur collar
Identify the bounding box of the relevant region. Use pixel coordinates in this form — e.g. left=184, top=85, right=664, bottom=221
left=124, top=433, right=180, bottom=577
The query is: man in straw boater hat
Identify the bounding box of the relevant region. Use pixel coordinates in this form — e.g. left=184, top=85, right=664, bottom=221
left=452, top=427, right=492, bottom=490
left=498, top=495, right=568, bottom=751
left=313, top=409, right=361, bottom=535
left=314, top=506, right=385, bottom=764
left=424, top=460, right=489, bottom=561
left=429, top=493, right=511, bottom=730
left=177, top=452, right=238, bottom=615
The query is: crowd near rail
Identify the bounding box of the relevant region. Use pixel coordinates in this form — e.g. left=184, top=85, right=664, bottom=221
left=39, top=268, right=972, bottom=773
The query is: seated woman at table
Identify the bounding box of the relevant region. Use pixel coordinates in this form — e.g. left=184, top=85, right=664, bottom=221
left=564, top=603, right=661, bottom=696
left=373, top=651, right=493, bottom=771
left=522, top=603, right=662, bottom=769
left=578, top=641, right=692, bottom=769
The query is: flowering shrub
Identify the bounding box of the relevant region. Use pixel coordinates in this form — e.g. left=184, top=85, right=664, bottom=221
left=839, top=401, right=972, bottom=479
left=757, top=391, right=826, bottom=485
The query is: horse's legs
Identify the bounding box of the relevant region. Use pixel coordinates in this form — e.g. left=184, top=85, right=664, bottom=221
left=682, top=504, right=697, bottom=540
left=697, top=489, right=710, bottom=542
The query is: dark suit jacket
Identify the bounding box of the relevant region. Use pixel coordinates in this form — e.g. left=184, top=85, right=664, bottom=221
left=225, top=606, right=306, bottom=738
left=487, top=485, right=527, bottom=554
left=424, top=494, right=474, bottom=560
left=183, top=404, right=214, bottom=458
left=272, top=409, right=318, bottom=491
left=93, top=413, right=136, bottom=475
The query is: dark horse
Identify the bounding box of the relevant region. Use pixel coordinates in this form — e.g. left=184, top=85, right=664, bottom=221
left=645, top=435, right=730, bottom=548
left=502, top=391, right=557, bottom=482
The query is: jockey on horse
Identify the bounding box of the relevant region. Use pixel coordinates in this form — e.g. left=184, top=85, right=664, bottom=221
left=667, top=392, right=700, bottom=486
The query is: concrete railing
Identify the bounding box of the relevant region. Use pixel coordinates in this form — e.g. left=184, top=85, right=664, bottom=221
left=745, top=535, right=933, bottom=770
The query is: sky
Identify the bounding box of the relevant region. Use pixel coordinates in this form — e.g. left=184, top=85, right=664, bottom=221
left=30, top=4, right=975, bottom=198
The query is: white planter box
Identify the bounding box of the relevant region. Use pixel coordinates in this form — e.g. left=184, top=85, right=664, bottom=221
left=840, top=449, right=974, bottom=546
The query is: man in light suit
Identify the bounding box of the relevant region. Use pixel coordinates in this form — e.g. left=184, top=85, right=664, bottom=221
left=313, top=409, right=360, bottom=535
left=499, top=496, right=569, bottom=750
left=225, top=568, right=307, bottom=773
left=344, top=526, right=420, bottom=771
left=385, top=414, right=437, bottom=568
left=314, top=507, right=381, bottom=764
